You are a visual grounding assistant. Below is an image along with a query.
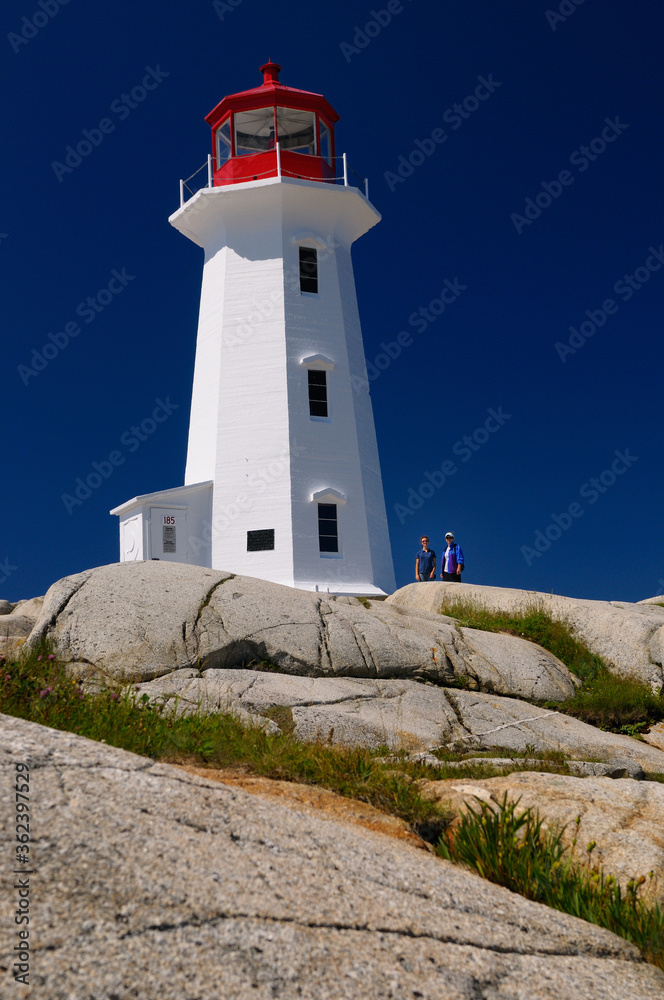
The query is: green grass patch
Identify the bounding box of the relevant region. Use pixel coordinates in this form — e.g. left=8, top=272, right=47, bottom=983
left=557, top=673, right=664, bottom=732
left=437, top=794, right=664, bottom=970
left=440, top=598, right=664, bottom=732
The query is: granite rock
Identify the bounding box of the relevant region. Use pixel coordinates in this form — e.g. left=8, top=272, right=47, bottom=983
left=136, top=668, right=664, bottom=771
left=8, top=596, right=43, bottom=621
left=642, top=720, right=664, bottom=752
left=2, top=713, right=663, bottom=1000
left=449, top=688, right=664, bottom=773
left=388, top=582, right=664, bottom=689
left=0, top=614, right=34, bottom=638
left=135, top=669, right=467, bottom=752
left=26, top=561, right=576, bottom=700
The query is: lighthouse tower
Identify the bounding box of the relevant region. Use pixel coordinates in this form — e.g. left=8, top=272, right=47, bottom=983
left=112, top=62, right=395, bottom=597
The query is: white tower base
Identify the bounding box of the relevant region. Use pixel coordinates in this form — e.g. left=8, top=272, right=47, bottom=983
left=170, top=175, right=394, bottom=596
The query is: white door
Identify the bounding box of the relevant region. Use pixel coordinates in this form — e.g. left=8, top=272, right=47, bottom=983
left=149, top=508, right=188, bottom=563
left=120, top=515, right=144, bottom=562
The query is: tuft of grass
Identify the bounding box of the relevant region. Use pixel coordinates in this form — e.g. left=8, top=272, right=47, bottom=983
left=0, top=645, right=451, bottom=837
left=252, top=659, right=283, bottom=673
left=441, top=598, right=664, bottom=732
left=436, top=794, right=664, bottom=970
left=556, top=673, right=664, bottom=732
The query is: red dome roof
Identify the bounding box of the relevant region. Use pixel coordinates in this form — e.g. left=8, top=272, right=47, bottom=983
left=205, top=62, right=339, bottom=131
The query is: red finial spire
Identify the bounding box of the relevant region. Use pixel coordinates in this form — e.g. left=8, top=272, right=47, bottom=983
left=260, top=60, right=281, bottom=85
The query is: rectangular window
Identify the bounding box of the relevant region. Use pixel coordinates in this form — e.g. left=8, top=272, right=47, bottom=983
left=318, top=119, right=331, bottom=164
left=247, top=529, right=275, bottom=552
left=216, top=118, right=232, bottom=166
left=308, top=370, right=328, bottom=418
left=318, top=504, right=338, bottom=553
left=299, top=247, right=318, bottom=293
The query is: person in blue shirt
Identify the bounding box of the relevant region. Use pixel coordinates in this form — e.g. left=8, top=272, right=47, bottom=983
left=415, top=536, right=436, bottom=581
left=441, top=532, right=464, bottom=581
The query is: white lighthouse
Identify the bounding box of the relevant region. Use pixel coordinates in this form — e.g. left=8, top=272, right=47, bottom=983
left=112, top=61, right=395, bottom=597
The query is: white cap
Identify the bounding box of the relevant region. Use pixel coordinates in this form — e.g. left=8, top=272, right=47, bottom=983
left=445, top=531, right=454, bottom=538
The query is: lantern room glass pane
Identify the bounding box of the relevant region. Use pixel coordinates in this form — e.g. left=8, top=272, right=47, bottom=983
left=319, top=119, right=331, bottom=165
left=276, top=107, right=316, bottom=154
left=234, top=107, right=276, bottom=155
left=216, top=118, right=231, bottom=166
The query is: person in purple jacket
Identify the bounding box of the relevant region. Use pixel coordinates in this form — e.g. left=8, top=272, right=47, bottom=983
left=441, top=532, right=464, bottom=581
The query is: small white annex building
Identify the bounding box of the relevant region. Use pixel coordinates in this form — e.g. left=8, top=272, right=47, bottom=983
left=111, top=61, right=395, bottom=596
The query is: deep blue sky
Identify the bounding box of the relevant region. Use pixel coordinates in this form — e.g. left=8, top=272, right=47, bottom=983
left=3, top=0, right=662, bottom=603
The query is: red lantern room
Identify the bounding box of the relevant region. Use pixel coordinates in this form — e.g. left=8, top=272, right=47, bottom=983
left=205, top=61, right=340, bottom=186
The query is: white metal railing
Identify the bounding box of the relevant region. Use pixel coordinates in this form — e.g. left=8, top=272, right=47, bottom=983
left=179, top=156, right=213, bottom=205
left=178, top=145, right=369, bottom=207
